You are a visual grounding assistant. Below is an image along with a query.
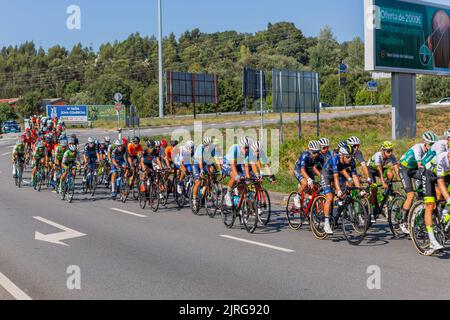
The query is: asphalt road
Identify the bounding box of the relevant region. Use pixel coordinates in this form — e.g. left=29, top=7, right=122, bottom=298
left=0, top=107, right=449, bottom=300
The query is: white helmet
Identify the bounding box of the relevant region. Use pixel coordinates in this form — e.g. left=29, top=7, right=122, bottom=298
left=104, top=136, right=111, bottom=143
left=88, top=137, right=95, bottom=143
left=308, top=141, right=321, bottom=152
left=203, top=137, right=212, bottom=146
left=69, top=145, right=77, bottom=152
left=347, top=136, right=361, bottom=146
left=185, top=140, right=194, bottom=149
left=114, top=139, right=121, bottom=146
left=155, top=141, right=161, bottom=147
left=251, top=141, right=261, bottom=152
left=445, top=129, right=450, bottom=139
left=318, top=138, right=330, bottom=147
left=422, top=131, right=438, bottom=144
left=239, top=136, right=250, bottom=148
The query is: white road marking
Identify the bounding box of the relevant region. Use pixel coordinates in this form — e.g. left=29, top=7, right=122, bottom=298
left=220, top=235, right=295, bottom=253
left=33, top=216, right=87, bottom=246
left=2, top=152, right=11, bottom=156
left=22, top=180, right=30, bottom=185
left=0, top=272, right=32, bottom=300
left=111, top=208, right=147, bottom=218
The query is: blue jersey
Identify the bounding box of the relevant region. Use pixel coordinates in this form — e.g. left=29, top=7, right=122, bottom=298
left=295, top=151, right=320, bottom=172
left=111, top=147, right=126, bottom=163
left=322, top=155, right=357, bottom=177
left=84, top=143, right=98, bottom=159
left=224, top=144, right=249, bottom=169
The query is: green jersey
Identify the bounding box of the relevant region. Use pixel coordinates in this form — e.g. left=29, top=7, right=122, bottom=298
left=399, top=144, right=426, bottom=170
left=33, top=148, right=46, bottom=159
left=13, top=144, right=25, bottom=156
left=54, top=146, right=67, bottom=161
left=62, top=150, right=79, bottom=166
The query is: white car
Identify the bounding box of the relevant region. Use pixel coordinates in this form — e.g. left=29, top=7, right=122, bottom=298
left=430, top=98, right=450, bottom=106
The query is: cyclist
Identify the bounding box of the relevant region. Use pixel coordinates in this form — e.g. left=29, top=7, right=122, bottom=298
left=110, top=139, right=128, bottom=199
left=421, top=150, right=450, bottom=255
left=318, top=138, right=333, bottom=164
left=249, top=140, right=274, bottom=180
left=174, top=140, right=195, bottom=194
left=367, top=141, right=401, bottom=222
left=320, top=145, right=362, bottom=235
left=12, top=139, right=26, bottom=178
left=140, top=140, right=158, bottom=186
left=127, top=137, right=143, bottom=182
left=83, top=137, right=100, bottom=183
left=293, top=141, right=322, bottom=209
left=71, top=134, right=79, bottom=148
left=347, top=136, right=371, bottom=184
left=432, top=129, right=450, bottom=156
left=165, top=140, right=179, bottom=166
left=31, top=141, right=47, bottom=185
left=222, top=137, right=252, bottom=207
left=192, top=137, right=222, bottom=210
left=398, top=131, right=439, bottom=234
left=59, top=144, right=80, bottom=193
left=53, top=140, right=69, bottom=188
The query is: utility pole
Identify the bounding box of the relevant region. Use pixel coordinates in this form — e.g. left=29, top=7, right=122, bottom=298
left=158, top=0, right=164, bottom=118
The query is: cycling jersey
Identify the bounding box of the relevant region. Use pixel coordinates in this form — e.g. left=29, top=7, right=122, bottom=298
left=400, top=144, right=426, bottom=169
left=432, top=140, right=449, bottom=156
left=322, top=155, right=357, bottom=177
left=141, top=149, right=156, bottom=167
left=54, top=145, right=67, bottom=162
left=44, top=142, right=55, bottom=155
left=33, top=148, right=46, bottom=160
left=165, top=146, right=174, bottom=162
left=294, top=151, right=320, bottom=181
left=13, top=144, right=25, bottom=157
left=111, top=147, right=126, bottom=163
left=62, top=150, right=79, bottom=167
left=249, top=149, right=269, bottom=165
left=353, top=150, right=366, bottom=166
left=436, top=152, right=450, bottom=178
left=127, top=143, right=143, bottom=158
left=84, top=143, right=98, bottom=159
left=194, top=144, right=219, bottom=166
left=368, top=152, right=397, bottom=169
left=175, top=147, right=194, bottom=165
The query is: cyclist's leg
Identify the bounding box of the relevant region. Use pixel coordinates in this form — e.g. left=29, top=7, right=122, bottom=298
left=399, top=165, right=416, bottom=222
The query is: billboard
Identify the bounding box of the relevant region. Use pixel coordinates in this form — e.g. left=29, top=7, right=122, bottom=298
left=272, top=70, right=320, bottom=113
left=365, top=0, right=450, bottom=75
left=243, top=68, right=267, bottom=99
left=166, top=71, right=218, bottom=104
left=88, top=105, right=125, bottom=122
left=46, top=105, right=88, bottom=123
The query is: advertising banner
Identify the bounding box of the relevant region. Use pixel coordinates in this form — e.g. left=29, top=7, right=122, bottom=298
left=365, top=0, right=450, bottom=75
left=46, top=105, right=88, bottom=123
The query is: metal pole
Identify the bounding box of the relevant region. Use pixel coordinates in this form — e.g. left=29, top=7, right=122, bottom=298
left=297, top=73, right=302, bottom=139
left=279, top=71, right=283, bottom=145
left=158, top=0, right=164, bottom=118
left=260, top=70, right=264, bottom=145
left=316, top=73, right=320, bottom=137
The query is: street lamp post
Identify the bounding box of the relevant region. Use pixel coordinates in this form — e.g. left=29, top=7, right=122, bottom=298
left=158, top=0, right=164, bottom=118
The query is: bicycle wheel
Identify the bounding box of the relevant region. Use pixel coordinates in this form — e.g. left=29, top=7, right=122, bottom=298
left=67, top=178, right=75, bottom=203
left=388, top=195, right=407, bottom=238
left=17, top=165, right=23, bottom=188
left=241, top=195, right=258, bottom=234
left=60, top=182, right=67, bottom=200
left=160, top=181, right=169, bottom=207
left=150, top=183, right=160, bottom=212
left=175, top=183, right=186, bottom=209
left=220, top=192, right=236, bottom=228
left=205, top=183, right=220, bottom=218
left=120, top=178, right=130, bottom=204
left=309, top=196, right=328, bottom=240
left=37, top=172, right=43, bottom=192
left=342, top=198, right=369, bottom=246
left=91, top=172, right=98, bottom=197
left=139, top=190, right=148, bottom=209
left=286, top=192, right=304, bottom=230
left=257, top=189, right=271, bottom=227
left=190, top=188, right=201, bottom=215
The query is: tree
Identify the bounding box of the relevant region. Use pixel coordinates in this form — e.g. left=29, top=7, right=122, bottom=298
left=17, top=91, right=42, bottom=117
left=0, top=103, right=18, bottom=124
left=308, top=26, right=341, bottom=77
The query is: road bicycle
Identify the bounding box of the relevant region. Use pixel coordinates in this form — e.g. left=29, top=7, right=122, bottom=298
left=286, top=183, right=321, bottom=230
left=60, top=165, right=76, bottom=203
left=310, top=186, right=370, bottom=245
left=13, top=157, right=25, bottom=188
left=32, top=160, right=46, bottom=192
left=190, top=171, right=222, bottom=218
left=83, top=162, right=98, bottom=196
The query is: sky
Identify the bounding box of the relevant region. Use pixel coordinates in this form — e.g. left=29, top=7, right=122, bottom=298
left=1, top=0, right=449, bottom=51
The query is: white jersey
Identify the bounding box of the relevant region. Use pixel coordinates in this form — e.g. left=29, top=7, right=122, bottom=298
left=368, top=151, right=397, bottom=169
left=353, top=150, right=366, bottom=166
left=174, top=146, right=193, bottom=165
left=436, top=152, right=450, bottom=178
left=432, top=140, right=449, bottom=156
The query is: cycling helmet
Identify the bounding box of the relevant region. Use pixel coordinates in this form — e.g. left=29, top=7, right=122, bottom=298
left=381, top=141, right=394, bottom=150
left=88, top=137, right=95, bottom=144
left=445, top=129, right=450, bottom=139
left=45, top=134, right=54, bottom=143
left=422, top=131, right=438, bottom=145
left=185, top=140, right=194, bottom=149
left=251, top=141, right=261, bottom=152
left=122, top=138, right=128, bottom=146
left=203, top=137, right=213, bottom=146
left=60, top=140, right=68, bottom=147
left=104, top=136, right=111, bottom=143
left=339, top=145, right=355, bottom=156
left=69, top=145, right=77, bottom=152
left=147, top=140, right=156, bottom=148
left=155, top=141, right=161, bottom=148
left=161, top=139, right=168, bottom=148
left=37, top=141, right=44, bottom=148
left=347, top=136, right=361, bottom=146
left=171, top=140, right=179, bottom=147
left=239, top=136, right=250, bottom=148
left=318, top=138, right=330, bottom=147
left=132, top=136, right=140, bottom=144
left=114, top=139, right=121, bottom=147
left=337, top=141, right=348, bottom=149
left=71, top=134, right=77, bottom=138
left=308, top=141, right=321, bottom=152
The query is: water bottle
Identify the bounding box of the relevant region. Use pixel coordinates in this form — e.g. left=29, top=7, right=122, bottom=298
left=233, top=195, right=239, bottom=207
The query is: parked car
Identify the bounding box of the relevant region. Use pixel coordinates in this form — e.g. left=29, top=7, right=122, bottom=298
left=2, top=120, right=21, bottom=133
left=430, top=98, right=450, bottom=106
left=320, top=102, right=331, bottom=109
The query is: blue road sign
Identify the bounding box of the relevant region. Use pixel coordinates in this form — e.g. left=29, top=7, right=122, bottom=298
left=46, top=105, right=88, bottom=123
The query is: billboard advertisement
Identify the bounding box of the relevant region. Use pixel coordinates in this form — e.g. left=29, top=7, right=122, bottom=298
left=46, top=105, right=88, bottom=123
left=365, top=0, right=450, bottom=75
